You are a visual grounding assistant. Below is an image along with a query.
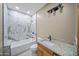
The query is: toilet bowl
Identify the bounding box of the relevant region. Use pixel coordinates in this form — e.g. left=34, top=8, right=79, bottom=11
left=30, top=44, right=37, bottom=55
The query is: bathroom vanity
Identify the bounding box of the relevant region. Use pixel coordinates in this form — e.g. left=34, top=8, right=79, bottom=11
left=36, top=38, right=77, bottom=56
left=36, top=43, right=58, bottom=56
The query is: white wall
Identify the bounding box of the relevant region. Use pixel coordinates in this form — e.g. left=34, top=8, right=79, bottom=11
left=4, top=4, right=9, bottom=46
left=37, top=3, right=76, bottom=45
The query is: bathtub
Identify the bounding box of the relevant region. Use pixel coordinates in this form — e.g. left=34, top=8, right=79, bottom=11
left=10, top=38, right=36, bottom=56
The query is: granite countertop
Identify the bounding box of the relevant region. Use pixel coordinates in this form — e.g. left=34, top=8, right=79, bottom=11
left=37, top=37, right=77, bottom=56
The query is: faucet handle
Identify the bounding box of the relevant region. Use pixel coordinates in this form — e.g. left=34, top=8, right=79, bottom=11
left=48, top=35, right=51, bottom=41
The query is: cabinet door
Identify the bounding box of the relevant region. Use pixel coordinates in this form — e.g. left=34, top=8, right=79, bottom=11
left=43, top=50, right=52, bottom=56
left=37, top=43, right=56, bottom=56
left=37, top=49, right=43, bottom=56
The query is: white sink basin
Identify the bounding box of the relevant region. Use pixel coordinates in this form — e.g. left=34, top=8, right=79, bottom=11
left=42, top=40, right=54, bottom=47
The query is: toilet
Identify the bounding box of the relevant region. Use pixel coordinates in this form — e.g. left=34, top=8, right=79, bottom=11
left=30, top=44, right=37, bottom=55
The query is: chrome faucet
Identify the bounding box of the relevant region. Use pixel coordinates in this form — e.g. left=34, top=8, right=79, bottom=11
left=48, top=35, right=51, bottom=41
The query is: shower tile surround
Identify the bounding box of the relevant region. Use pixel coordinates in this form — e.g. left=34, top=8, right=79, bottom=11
left=8, top=10, right=35, bottom=41
left=4, top=4, right=37, bottom=56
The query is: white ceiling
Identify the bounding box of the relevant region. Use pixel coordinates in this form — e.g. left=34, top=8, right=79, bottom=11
left=7, top=3, right=46, bottom=16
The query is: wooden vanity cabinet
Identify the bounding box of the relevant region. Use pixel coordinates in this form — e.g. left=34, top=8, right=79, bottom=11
left=36, top=43, right=57, bottom=56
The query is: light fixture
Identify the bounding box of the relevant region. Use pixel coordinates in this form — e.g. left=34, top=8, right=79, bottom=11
left=15, top=6, right=19, bottom=10
left=27, top=11, right=30, bottom=14
left=47, top=3, right=64, bottom=15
